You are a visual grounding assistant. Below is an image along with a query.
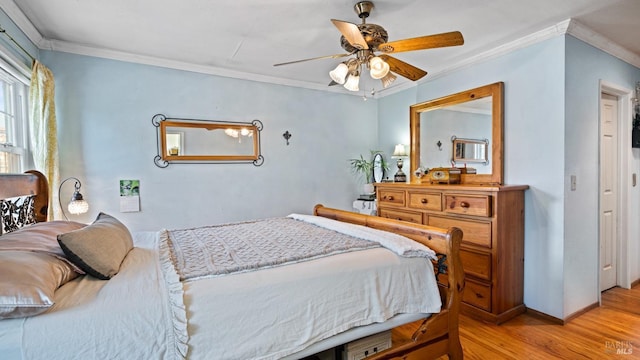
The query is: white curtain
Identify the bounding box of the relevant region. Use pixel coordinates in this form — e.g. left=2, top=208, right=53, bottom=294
left=29, top=60, right=61, bottom=220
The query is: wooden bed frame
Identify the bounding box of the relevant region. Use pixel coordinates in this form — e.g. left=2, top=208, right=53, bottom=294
left=1, top=171, right=465, bottom=359
left=314, top=205, right=464, bottom=360
left=0, top=170, right=48, bottom=223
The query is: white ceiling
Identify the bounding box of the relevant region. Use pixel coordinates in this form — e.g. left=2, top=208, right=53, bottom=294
left=3, top=0, right=640, bottom=95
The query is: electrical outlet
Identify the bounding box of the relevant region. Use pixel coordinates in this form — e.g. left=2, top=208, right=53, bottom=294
left=570, top=175, right=576, bottom=191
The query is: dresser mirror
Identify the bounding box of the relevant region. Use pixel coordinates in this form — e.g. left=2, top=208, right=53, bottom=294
left=410, top=82, right=503, bottom=184
left=152, top=114, right=264, bottom=167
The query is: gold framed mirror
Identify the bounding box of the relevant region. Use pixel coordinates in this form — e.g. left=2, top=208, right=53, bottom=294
left=152, top=114, right=264, bottom=167
left=451, top=136, right=489, bottom=165
left=410, top=82, right=503, bottom=184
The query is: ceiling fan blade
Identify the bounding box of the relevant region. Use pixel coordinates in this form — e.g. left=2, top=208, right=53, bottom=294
left=331, top=19, right=369, bottom=50
left=379, top=31, right=464, bottom=53
left=274, top=53, right=351, bottom=67
left=379, top=55, right=427, bottom=81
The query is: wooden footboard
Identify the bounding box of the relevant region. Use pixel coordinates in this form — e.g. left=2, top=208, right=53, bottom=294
left=314, top=204, right=464, bottom=360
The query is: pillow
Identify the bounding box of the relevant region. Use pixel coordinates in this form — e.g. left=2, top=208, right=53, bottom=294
left=0, top=220, right=87, bottom=274
left=57, top=213, right=133, bottom=280
left=0, top=195, right=37, bottom=234
left=0, top=251, right=79, bottom=319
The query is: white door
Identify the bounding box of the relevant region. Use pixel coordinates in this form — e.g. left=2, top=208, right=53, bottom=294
left=600, top=93, right=618, bottom=291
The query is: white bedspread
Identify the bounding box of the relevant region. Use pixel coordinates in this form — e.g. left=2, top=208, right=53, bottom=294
left=0, top=232, right=186, bottom=360
left=0, top=218, right=441, bottom=360
left=185, top=247, right=440, bottom=360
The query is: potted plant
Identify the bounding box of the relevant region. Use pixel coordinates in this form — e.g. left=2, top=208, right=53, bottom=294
left=350, top=151, right=388, bottom=194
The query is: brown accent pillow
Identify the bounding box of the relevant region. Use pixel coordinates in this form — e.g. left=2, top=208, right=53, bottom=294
left=57, top=213, right=133, bottom=280
left=0, top=251, right=79, bottom=319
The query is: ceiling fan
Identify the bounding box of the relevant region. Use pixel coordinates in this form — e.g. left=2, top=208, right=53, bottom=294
left=274, top=1, right=464, bottom=92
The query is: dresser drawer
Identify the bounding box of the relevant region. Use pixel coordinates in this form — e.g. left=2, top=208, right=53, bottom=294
left=444, top=194, right=491, bottom=217
left=427, top=216, right=492, bottom=248
left=460, top=248, right=491, bottom=281
left=378, top=189, right=405, bottom=207
left=378, top=208, right=423, bottom=224
left=407, top=191, right=442, bottom=211
left=463, top=278, right=492, bottom=312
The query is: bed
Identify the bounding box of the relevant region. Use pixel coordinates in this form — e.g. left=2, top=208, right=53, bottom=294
left=0, top=170, right=464, bottom=360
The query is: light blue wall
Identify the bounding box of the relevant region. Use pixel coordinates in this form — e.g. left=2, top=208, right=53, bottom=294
left=564, top=36, right=640, bottom=316
left=379, top=37, right=568, bottom=318
left=379, top=34, right=640, bottom=319
left=42, top=51, right=379, bottom=231
left=376, top=88, right=416, bottom=180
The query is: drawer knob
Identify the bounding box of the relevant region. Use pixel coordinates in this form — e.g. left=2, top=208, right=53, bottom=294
left=475, top=292, right=484, bottom=299
left=421, top=198, right=428, bottom=204
left=386, top=195, right=394, bottom=201
left=460, top=201, right=470, bottom=208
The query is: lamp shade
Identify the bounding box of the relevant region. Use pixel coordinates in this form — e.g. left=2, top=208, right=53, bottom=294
left=329, top=63, right=349, bottom=84
left=392, top=144, right=408, bottom=157
left=369, top=56, right=390, bottom=79
left=380, top=72, right=397, bottom=88
left=68, top=199, right=89, bottom=215
left=343, top=73, right=360, bottom=91
left=59, top=177, right=90, bottom=220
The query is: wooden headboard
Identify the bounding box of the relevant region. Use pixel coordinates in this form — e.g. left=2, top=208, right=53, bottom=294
left=0, top=170, right=49, bottom=223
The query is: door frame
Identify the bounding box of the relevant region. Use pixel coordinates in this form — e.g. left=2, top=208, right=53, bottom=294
left=599, top=80, right=633, bottom=297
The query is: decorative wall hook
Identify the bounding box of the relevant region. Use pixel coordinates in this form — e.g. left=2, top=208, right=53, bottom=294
left=436, top=140, right=442, bottom=151
left=283, top=131, right=292, bottom=145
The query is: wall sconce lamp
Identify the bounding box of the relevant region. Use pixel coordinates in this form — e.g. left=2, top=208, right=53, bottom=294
left=391, top=144, right=408, bottom=182
left=58, top=177, right=89, bottom=221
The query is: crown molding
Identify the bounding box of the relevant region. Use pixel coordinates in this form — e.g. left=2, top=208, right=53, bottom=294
left=424, top=19, right=640, bottom=83
left=48, top=39, right=359, bottom=95
left=4, top=4, right=639, bottom=97
left=566, top=19, right=640, bottom=69
left=422, top=20, right=572, bottom=83
left=0, top=0, right=47, bottom=48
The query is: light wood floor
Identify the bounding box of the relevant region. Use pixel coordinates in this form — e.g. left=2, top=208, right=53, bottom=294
left=434, top=283, right=640, bottom=359
left=312, top=284, right=639, bottom=360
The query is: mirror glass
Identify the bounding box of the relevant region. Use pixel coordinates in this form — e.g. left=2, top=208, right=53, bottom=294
left=372, top=153, right=385, bottom=183
left=420, top=97, right=492, bottom=173
left=163, top=125, right=255, bottom=157
left=155, top=117, right=263, bottom=167
left=410, top=82, right=503, bottom=184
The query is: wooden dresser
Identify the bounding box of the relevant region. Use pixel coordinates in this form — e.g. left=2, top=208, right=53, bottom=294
left=376, top=182, right=528, bottom=324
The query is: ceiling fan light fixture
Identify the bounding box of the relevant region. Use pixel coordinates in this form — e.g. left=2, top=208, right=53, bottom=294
left=343, top=73, right=360, bottom=91
left=380, top=72, right=397, bottom=88
left=369, top=56, right=390, bottom=79
left=329, top=63, right=349, bottom=84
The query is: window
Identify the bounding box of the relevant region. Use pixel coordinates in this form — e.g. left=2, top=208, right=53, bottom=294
left=0, top=66, right=28, bottom=173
